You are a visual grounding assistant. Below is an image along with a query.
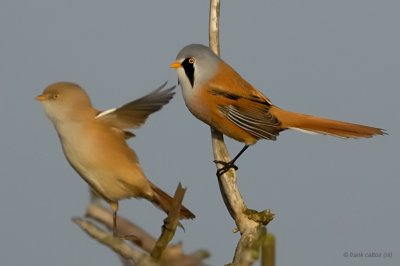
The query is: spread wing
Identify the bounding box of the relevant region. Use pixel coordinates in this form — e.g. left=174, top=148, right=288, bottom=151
left=96, top=82, right=175, bottom=134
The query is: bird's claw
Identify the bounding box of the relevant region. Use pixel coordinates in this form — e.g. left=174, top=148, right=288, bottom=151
left=214, top=160, right=239, bottom=176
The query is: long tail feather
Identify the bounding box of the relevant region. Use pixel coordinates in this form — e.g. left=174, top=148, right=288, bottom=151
left=149, top=183, right=195, bottom=219
left=270, top=106, right=386, bottom=138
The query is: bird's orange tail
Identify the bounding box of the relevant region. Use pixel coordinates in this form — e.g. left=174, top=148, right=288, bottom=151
left=270, top=106, right=385, bottom=138
left=149, top=183, right=195, bottom=219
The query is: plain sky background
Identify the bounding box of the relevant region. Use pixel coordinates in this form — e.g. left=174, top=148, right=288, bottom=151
left=1, top=1, right=399, bottom=265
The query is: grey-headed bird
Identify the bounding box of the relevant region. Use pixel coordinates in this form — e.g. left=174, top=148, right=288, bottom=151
left=170, top=44, right=385, bottom=175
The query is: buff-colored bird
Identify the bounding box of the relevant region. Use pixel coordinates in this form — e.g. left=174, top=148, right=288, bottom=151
left=36, top=82, right=195, bottom=236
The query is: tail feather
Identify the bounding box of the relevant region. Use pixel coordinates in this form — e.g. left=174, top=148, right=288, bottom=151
left=270, top=106, right=386, bottom=138
left=149, top=183, right=195, bottom=219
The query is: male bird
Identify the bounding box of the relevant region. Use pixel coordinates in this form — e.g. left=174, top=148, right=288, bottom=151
left=170, top=44, right=385, bottom=175
left=36, top=82, right=195, bottom=236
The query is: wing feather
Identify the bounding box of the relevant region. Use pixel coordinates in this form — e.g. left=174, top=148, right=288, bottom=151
left=218, top=105, right=281, bottom=140
left=96, top=82, right=175, bottom=130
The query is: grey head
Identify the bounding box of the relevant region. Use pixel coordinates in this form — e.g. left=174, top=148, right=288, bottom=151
left=174, top=44, right=221, bottom=93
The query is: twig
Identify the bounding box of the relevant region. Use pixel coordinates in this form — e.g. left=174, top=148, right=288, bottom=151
left=208, top=1, right=274, bottom=265
left=261, top=233, right=276, bottom=266
left=72, top=217, right=144, bottom=262
left=151, top=183, right=186, bottom=259
left=86, top=203, right=156, bottom=252
left=84, top=202, right=209, bottom=266
left=209, top=0, right=220, bottom=55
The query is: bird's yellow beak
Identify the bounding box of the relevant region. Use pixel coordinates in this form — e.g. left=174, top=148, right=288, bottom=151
left=169, top=60, right=182, bottom=69
left=35, top=94, right=47, bottom=101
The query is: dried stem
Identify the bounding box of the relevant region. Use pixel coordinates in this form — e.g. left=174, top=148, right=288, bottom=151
left=261, top=233, right=276, bottom=266
left=82, top=199, right=208, bottom=266
left=151, top=183, right=186, bottom=259
left=208, top=0, right=274, bottom=265
left=86, top=203, right=156, bottom=252
left=72, top=217, right=145, bottom=263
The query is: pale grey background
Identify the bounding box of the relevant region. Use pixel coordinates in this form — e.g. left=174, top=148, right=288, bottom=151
left=0, top=1, right=399, bottom=265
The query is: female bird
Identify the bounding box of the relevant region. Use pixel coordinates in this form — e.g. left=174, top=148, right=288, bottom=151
left=36, top=82, right=195, bottom=236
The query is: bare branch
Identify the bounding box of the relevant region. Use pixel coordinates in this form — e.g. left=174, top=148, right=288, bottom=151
left=86, top=203, right=156, bottom=253
left=151, top=183, right=186, bottom=259
left=72, top=217, right=145, bottom=263
left=209, top=0, right=220, bottom=55
left=261, top=233, right=276, bottom=266
left=208, top=1, right=274, bottom=265
left=83, top=203, right=209, bottom=266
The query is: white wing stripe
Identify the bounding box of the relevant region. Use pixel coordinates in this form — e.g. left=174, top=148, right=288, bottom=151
left=95, top=108, right=117, bottom=119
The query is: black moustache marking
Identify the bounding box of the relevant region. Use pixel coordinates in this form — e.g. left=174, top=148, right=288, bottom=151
left=181, top=58, right=195, bottom=88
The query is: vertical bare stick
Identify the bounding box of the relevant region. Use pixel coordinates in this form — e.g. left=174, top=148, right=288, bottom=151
left=261, top=233, right=276, bottom=266
left=209, top=0, right=220, bottom=55
left=209, top=0, right=251, bottom=229
left=209, top=1, right=273, bottom=265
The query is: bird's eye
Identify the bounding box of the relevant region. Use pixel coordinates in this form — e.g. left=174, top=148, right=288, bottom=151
left=52, top=94, right=59, bottom=100
left=188, top=57, right=195, bottom=64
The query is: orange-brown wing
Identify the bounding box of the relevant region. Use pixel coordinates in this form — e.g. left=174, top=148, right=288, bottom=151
left=208, top=63, right=281, bottom=140
left=210, top=89, right=282, bottom=140
left=208, top=61, right=273, bottom=104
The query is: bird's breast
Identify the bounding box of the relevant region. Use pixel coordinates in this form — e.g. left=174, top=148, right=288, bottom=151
left=181, top=83, right=214, bottom=126
left=55, top=121, right=152, bottom=201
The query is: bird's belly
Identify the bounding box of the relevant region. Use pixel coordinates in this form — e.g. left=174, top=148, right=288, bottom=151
left=60, top=134, right=143, bottom=201
left=65, top=151, right=143, bottom=201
